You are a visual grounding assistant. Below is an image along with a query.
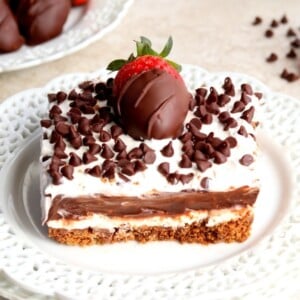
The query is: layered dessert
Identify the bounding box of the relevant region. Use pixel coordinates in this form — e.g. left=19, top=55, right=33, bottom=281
left=40, top=37, right=262, bottom=246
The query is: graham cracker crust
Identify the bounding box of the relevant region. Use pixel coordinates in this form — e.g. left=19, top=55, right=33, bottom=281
left=48, top=210, right=253, bottom=246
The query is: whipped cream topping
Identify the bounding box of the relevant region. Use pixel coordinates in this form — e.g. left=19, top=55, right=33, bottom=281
left=40, top=73, right=262, bottom=223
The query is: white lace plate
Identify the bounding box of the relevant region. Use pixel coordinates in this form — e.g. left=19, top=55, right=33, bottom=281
left=0, top=66, right=299, bottom=299
left=0, top=0, right=134, bottom=73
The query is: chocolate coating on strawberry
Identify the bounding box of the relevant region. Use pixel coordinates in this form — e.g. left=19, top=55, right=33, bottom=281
left=116, top=68, right=192, bottom=140
left=16, top=0, right=70, bottom=45
left=0, top=1, right=24, bottom=53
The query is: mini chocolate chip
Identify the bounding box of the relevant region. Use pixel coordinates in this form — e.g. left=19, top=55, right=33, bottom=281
left=54, top=135, right=66, bottom=151
left=50, top=171, right=62, bottom=185
left=121, top=162, right=135, bottom=176
left=83, top=152, right=97, bottom=164
left=194, top=105, right=207, bottom=118
left=43, top=132, right=48, bottom=139
left=50, top=130, right=60, bottom=144
left=196, top=159, right=212, bottom=172
left=158, top=162, right=170, bottom=176
left=101, top=144, right=114, bottom=159
left=49, top=105, right=62, bottom=118
left=102, top=166, right=115, bottom=180
left=61, top=165, right=74, bottom=180
left=134, top=160, right=147, bottom=172
left=241, top=83, right=253, bottom=95
left=218, top=111, right=230, bottom=123
left=89, top=143, right=101, bottom=155
left=116, top=150, right=127, bottom=160
left=179, top=173, right=194, bottom=184
left=69, top=152, right=82, bottom=166
left=106, top=78, right=114, bottom=88
left=196, top=87, right=207, bottom=97
left=240, top=92, right=251, bottom=105
left=285, top=73, right=299, bottom=82
left=114, top=138, right=126, bottom=152
left=95, top=82, right=106, bottom=93
left=281, top=15, right=288, bottom=24
left=83, top=136, right=96, bottom=146
left=254, top=92, right=263, bottom=100
left=54, top=147, right=67, bottom=159
left=179, top=131, right=193, bottom=143
left=225, top=136, right=237, bottom=148
left=206, top=102, right=220, bottom=114
left=56, top=91, right=67, bottom=103
left=92, top=123, right=104, bottom=133
left=265, top=29, right=274, bottom=38
left=78, top=117, right=92, bottom=135
left=111, top=125, right=123, bottom=139
left=79, top=81, right=94, bottom=92
left=79, top=91, right=94, bottom=102
left=286, top=48, right=297, bottom=59
left=266, top=53, right=278, bottom=62
left=69, top=112, right=81, bottom=124
left=99, top=130, right=111, bottom=142
left=70, top=136, right=82, bottom=149
left=167, top=172, right=180, bottom=184
left=202, top=113, right=213, bottom=124
left=190, top=118, right=202, bottom=129
left=222, top=77, right=235, bottom=96
left=47, top=93, right=57, bottom=103
left=241, top=106, right=255, bottom=123
left=224, top=117, right=238, bottom=130
left=99, top=106, right=112, bottom=122
left=200, top=177, right=210, bottom=189
left=213, top=151, right=227, bottom=164
left=195, top=141, right=214, bottom=157
left=270, top=19, right=278, bottom=27
left=127, top=147, right=143, bottom=160
left=252, top=16, right=262, bottom=26
left=287, top=28, right=296, bottom=37
left=217, top=141, right=231, bottom=157
left=193, top=149, right=207, bottom=161
left=217, top=94, right=231, bottom=107
left=40, top=119, right=52, bottom=128
left=231, top=101, right=246, bottom=113
left=206, top=87, right=218, bottom=104
left=182, top=139, right=193, bottom=152
left=189, top=97, right=196, bottom=111
left=81, top=105, right=95, bottom=114
left=117, top=158, right=130, bottom=168
left=210, top=137, right=223, bottom=149
left=239, top=154, right=254, bottom=166
left=53, top=115, right=68, bottom=124
left=179, top=154, right=192, bottom=168
left=238, top=125, right=248, bottom=137
left=161, top=142, right=174, bottom=157
left=290, top=38, right=300, bottom=48
left=144, top=151, right=156, bottom=164
left=68, top=89, right=78, bottom=100
left=86, top=165, right=101, bottom=177
left=139, top=142, right=154, bottom=153
left=102, top=159, right=115, bottom=172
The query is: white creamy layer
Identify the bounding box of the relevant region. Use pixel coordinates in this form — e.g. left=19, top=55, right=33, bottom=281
left=40, top=73, right=262, bottom=223
left=47, top=206, right=252, bottom=230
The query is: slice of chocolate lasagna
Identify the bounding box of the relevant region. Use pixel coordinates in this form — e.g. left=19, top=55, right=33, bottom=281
left=40, top=69, right=261, bottom=246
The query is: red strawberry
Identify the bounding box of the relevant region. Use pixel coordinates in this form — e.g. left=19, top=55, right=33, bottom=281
left=107, top=36, right=183, bottom=97
left=71, top=0, right=88, bottom=6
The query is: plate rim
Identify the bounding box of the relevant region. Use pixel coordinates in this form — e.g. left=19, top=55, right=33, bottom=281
left=0, top=0, right=134, bottom=73
left=0, top=65, right=299, bottom=299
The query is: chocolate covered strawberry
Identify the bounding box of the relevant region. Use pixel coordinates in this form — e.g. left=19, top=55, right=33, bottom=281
left=107, top=36, right=192, bottom=140
left=107, top=36, right=183, bottom=98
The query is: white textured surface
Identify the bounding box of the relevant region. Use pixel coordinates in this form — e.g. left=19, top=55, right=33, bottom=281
left=0, top=66, right=299, bottom=299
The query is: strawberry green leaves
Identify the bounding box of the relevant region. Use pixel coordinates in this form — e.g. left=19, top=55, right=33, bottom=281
left=107, top=36, right=181, bottom=72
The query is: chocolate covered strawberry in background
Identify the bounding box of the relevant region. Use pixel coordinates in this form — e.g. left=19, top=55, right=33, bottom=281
left=0, top=0, right=89, bottom=53
left=107, top=36, right=192, bottom=140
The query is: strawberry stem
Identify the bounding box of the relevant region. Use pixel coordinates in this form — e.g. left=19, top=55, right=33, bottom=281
left=107, top=36, right=181, bottom=72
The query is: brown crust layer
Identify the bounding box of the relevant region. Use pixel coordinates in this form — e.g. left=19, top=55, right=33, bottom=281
left=48, top=210, right=253, bottom=246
